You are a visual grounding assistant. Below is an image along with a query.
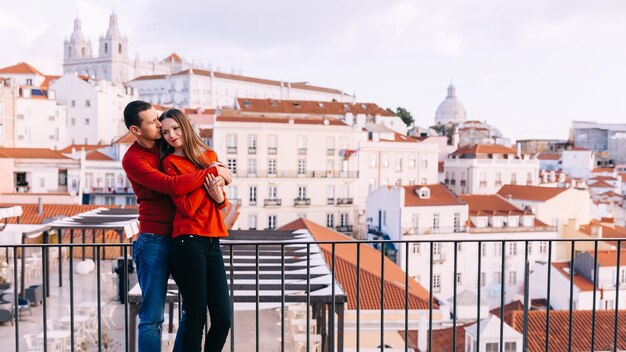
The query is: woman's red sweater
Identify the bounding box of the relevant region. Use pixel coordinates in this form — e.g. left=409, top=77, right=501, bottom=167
left=162, top=150, right=229, bottom=238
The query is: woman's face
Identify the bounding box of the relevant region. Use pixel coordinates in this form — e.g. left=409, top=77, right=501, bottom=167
left=160, top=117, right=184, bottom=149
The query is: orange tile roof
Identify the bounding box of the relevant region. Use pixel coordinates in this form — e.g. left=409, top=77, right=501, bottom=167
left=592, top=167, right=614, bottom=173
left=279, top=218, right=436, bottom=310
left=85, top=150, right=114, bottom=161
left=587, top=249, right=626, bottom=267
left=600, top=191, right=622, bottom=197
left=401, top=324, right=468, bottom=352
left=129, top=74, right=167, bottom=82
left=511, top=310, right=626, bottom=351
left=450, top=144, right=517, bottom=157
left=59, top=144, right=104, bottom=154
left=403, top=184, right=464, bottom=207
left=216, top=115, right=348, bottom=126
left=578, top=223, right=626, bottom=241
left=113, top=132, right=136, bottom=144
left=0, top=203, right=131, bottom=224
left=40, top=75, right=61, bottom=89
left=588, top=180, right=614, bottom=188
left=497, top=185, right=568, bottom=202
left=379, top=133, right=420, bottom=143
left=537, top=153, right=560, bottom=160
left=236, top=98, right=395, bottom=116
left=552, top=262, right=594, bottom=291
left=0, top=148, right=71, bottom=159
left=0, top=62, right=45, bottom=76
left=590, top=175, right=617, bottom=181
left=568, top=146, right=590, bottom=151
left=162, top=53, right=182, bottom=63
left=459, top=194, right=529, bottom=216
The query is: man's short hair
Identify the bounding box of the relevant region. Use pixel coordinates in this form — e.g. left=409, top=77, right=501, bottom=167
left=123, top=100, right=152, bottom=129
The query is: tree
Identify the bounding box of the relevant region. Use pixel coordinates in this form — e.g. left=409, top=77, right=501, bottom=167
left=395, top=107, right=414, bottom=127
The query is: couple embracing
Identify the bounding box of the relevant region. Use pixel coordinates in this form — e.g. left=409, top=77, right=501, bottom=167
left=122, top=101, right=232, bottom=351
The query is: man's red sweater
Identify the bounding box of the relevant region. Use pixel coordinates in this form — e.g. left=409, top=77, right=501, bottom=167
left=122, top=141, right=218, bottom=236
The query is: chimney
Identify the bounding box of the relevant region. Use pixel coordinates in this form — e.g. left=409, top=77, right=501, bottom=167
left=37, top=197, right=43, bottom=215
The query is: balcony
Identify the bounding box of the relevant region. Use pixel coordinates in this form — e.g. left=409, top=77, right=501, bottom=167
left=2, top=218, right=620, bottom=352
left=293, top=198, right=311, bottom=207
left=227, top=146, right=237, bottom=154
left=249, top=199, right=257, bottom=206
left=268, top=147, right=277, bottom=155
left=336, top=198, right=353, bottom=205
left=335, top=225, right=353, bottom=233
left=326, top=149, right=335, bottom=156
left=327, top=198, right=335, bottom=205
left=248, top=147, right=257, bottom=155
left=264, top=198, right=282, bottom=207
left=297, top=148, right=307, bottom=155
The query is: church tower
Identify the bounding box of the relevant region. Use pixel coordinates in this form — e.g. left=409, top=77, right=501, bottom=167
left=98, top=13, right=129, bottom=82
left=63, top=17, right=93, bottom=63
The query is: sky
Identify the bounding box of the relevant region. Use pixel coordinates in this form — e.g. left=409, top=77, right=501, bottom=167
left=1, top=0, right=626, bottom=142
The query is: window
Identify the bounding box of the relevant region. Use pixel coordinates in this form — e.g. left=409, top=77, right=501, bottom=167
left=326, top=136, right=335, bottom=155
left=104, top=43, right=108, bottom=53
left=433, top=274, right=441, bottom=292
left=486, top=343, right=498, bottom=352
left=539, top=241, right=547, bottom=254
left=268, top=215, right=277, bottom=230
left=457, top=243, right=462, bottom=252
left=454, top=213, right=461, bottom=232
left=421, top=158, right=428, bottom=169
left=26, top=78, right=33, bottom=86
left=433, top=213, right=440, bottom=231
left=298, top=186, right=307, bottom=199
left=248, top=159, right=257, bottom=176
left=494, top=271, right=501, bottom=284
left=297, top=160, right=306, bottom=175
left=268, top=135, right=277, bottom=153
left=297, top=135, right=307, bottom=154
left=412, top=244, right=420, bottom=254
left=39, top=178, right=45, bottom=187
left=495, top=243, right=502, bottom=256
left=395, top=155, right=402, bottom=172
left=71, top=100, right=76, bottom=107
left=227, top=134, right=237, bottom=153
left=85, top=118, right=90, bottom=125
left=249, top=215, right=257, bottom=230
left=340, top=213, right=349, bottom=227
left=479, top=172, right=487, bottom=187
left=409, top=155, right=416, bottom=168
left=248, top=134, right=257, bottom=153
left=268, top=159, right=277, bottom=176
left=481, top=243, right=487, bottom=257
left=456, top=273, right=462, bottom=285
left=508, top=271, right=517, bottom=285
left=85, top=100, right=91, bottom=107
left=249, top=186, right=257, bottom=205
left=509, top=242, right=518, bottom=256
left=495, top=172, right=503, bottom=186
left=382, top=211, right=387, bottom=226
left=433, top=243, right=441, bottom=255
left=105, top=196, right=115, bottom=205
left=48, top=115, right=55, bottom=121
left=505, top=342, right=516, bottom=352
left=327, top=185, right=335, bottom=204
left=71, top=118, right=76, bottom=126
left=511, top=173, right=517, bottom=185
left=125, top=197, right=136, bottom=206
left=268, top=185, right=277, bottom=199
left=326, top=214, right=334, bottom=228
left=481, top=272, right=486, bottom=287
left=369, top=153, right=377, bottom=168
left=528, top=242, right=533, bottom=255
left=527, top=172, right=533, bottom=185
left=382, top=154, right=389, bottom=168
left=227, top=159, right=237, bottom=176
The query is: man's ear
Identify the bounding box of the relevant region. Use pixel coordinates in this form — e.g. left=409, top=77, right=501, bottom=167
left=129, top=125, right=141, bottom=136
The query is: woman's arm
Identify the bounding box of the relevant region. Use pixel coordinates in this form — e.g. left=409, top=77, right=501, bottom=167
left=162, top=158, right=208, bottom=217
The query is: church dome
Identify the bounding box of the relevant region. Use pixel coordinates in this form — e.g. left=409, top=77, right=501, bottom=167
left=70, top=18, right=87, bottom=43
left=435, top=84, right=467, bottom=125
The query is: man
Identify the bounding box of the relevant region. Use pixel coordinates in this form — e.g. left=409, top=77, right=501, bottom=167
left=122, top=100, right=231, bottom=351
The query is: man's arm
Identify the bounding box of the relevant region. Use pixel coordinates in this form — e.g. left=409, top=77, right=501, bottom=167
left=123, top=155, right=218, bottom=196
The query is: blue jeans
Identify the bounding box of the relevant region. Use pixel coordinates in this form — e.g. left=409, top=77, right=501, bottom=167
left=132, top=233, right=185, bottom=352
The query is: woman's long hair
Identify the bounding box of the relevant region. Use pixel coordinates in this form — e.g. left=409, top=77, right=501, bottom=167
left=158, top=109, right=214, bottom=169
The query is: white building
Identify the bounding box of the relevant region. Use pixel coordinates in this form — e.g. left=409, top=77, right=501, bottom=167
left=530, top=249, right=626, bottom=311
left=212, top=113, right=362, bottom=233
left=366, top=185, right=556, bottom=307
left=51, top=74, right=137, bottom=145
left=128, top=69, right=353, bottom=109
left=434, top=84, right=467, bottom=125
left=444, top=144, right=540, bottom=195
left=0, top=147, right=80, bottom=204
left=62, top=14, right=187, bottom=83
left=464, top=315, right=523, bottom=352
left=561, top=147, right=595, bottom=179
left=0, top=78, right=17, bottom=147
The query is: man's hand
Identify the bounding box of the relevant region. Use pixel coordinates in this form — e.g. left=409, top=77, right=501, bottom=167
left=204, top=174, right=225, bottom=204
left=210, top=161, right=232, bottom=185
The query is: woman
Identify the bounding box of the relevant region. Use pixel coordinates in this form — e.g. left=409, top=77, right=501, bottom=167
left=159, top=108, right=231, bottom=352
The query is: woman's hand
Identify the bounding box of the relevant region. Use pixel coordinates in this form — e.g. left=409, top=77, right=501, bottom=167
left=204, top=174, right=225, bottom=204
left=210, top=161, right=232, bottom=185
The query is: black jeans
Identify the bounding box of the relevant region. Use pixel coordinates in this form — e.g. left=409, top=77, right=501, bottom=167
left=172, top=235, right=232, bottom=352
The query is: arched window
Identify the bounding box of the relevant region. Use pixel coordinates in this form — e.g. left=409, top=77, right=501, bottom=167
left=68, top=47, right=72, bottom=58
left=104, top=43, right=108, bottom=54
left=118, top=43, right=122, bottom=54
left=81, top=47, right=86, bottom=56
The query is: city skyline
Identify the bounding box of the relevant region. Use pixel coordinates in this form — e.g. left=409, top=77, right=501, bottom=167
left=2, top=0, right=626, bottom=142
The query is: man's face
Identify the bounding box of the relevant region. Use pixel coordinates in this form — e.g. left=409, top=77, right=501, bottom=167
left=135, top=108, right=162, bottom=141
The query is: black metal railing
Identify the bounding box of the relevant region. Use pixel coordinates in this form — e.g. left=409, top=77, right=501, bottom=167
left=3, top=237, right=626, bottom=351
